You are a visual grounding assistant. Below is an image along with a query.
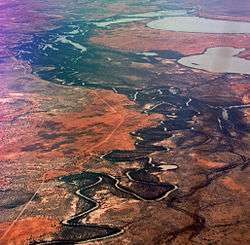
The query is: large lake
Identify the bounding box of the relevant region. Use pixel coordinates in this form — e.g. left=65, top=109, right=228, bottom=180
left=147, top=16, right=250, bottom=34
left=178, top=47, right=250, bottom=74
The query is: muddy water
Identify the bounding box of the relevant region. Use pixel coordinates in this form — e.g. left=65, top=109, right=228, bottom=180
left=178, top=47, right=250, bottom=74
left=147, top=16, right=250, bottom=34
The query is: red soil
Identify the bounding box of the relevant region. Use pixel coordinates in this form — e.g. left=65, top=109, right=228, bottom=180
left=0, top=216, right=60, bottom=245
left=0, top=60, right=163, bottom=187
left=230, top=82, right=250, bottom=101
left=0, top=79, right=162, bottom=162
left=222, top=176, right=247, bottom=193
left=190, top=153, right=226, bottom=168
left=0, top=59, right=162, bottom=244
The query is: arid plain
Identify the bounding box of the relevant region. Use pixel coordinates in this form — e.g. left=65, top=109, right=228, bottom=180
left=0, top=0, right=250, bottom=244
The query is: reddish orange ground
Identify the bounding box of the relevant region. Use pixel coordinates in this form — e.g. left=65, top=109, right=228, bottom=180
left=0, top=60, right=162, bottom=185
left=0, top=217, right=60, bottom=245
left=230, top=82, right=250, bottom=102
left=0, top=76, right=162, bottom=163
left=190, top=153, right=226, bottom=168
left=55, top=89, right=162, bottom=157
left=0, top=60, right=163, bottom=244
left=222, top=177, right=247, bottom=193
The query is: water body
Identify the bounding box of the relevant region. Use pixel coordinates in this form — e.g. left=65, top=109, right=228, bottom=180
left=136, top=51, right=158, bottom=57
left=147, top=16, right=250, bottom=34
left=56, top=36, right=87, bottom=53
left=178, top=47, right=250, bottom=75
left=92, top=17, right=148, bottom=27
left=123, top=9, right=188, bottom=18
left=92, top=9, right=188, bottom=27
left=15, top=19, right=161, bottom=89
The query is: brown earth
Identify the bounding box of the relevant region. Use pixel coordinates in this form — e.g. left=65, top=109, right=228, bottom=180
left=0, top=59, right=162, bottom=161
left=1, top=1, right=250, bottom=244
left=0, top=59, right=162, bottom=244
left=0, top=216, right=60, bottom=245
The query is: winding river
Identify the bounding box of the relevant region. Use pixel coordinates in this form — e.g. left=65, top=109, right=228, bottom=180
left=9, top=6, right=250, bottom=243
left=32, top=82, right=250, bottom=244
